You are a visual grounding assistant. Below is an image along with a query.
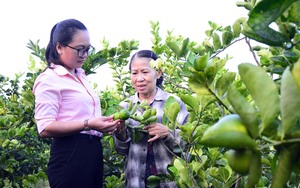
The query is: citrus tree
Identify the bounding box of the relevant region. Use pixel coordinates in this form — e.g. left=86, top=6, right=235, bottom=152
left=106, top=0, right=300, bottom=187
left=147, top=0, right=300, bottom=187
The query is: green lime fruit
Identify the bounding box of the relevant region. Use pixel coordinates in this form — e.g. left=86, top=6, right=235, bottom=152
left=200, top=114, right=256, bottom=149
left=225, top=149, right=252, bottom=175
left=113, top=109, right=130, bottom=120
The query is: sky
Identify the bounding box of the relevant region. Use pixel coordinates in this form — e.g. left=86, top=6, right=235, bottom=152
left=0, top=0, right=250, bottom=90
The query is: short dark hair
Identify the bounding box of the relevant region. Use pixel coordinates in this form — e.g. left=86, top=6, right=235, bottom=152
left=129, top=50, right=164, bottom=88
left=45, top=19, right=87, bottom=67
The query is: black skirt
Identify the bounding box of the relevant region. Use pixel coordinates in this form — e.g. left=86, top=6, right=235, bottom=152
left=47, top=134, right=103, bottom=188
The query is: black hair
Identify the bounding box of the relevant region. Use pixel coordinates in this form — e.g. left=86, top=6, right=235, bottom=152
left=129, top=50, right=164, bottom=88
left=45, top=19, right=87, bottom=67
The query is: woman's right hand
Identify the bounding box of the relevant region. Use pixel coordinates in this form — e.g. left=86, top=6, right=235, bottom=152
left=89, top=115, right=120, bottom=133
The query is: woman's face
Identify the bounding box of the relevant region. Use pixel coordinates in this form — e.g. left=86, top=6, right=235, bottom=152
left=130, top=57, right=161, bottom=97
left=57, top=30, right=91, bottom=71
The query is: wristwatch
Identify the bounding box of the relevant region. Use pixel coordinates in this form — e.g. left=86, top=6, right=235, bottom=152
left=84, top=119, right=91, bottom=131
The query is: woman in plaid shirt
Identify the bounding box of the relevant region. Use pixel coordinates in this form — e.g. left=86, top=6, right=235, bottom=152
left=113, top=50, right=189, bottom=188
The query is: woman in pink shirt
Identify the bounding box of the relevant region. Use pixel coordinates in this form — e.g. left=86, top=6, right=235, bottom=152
left=33, top=18, right=119, bottom=188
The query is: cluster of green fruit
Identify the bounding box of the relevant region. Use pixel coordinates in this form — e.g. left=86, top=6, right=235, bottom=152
left=113, top=100, right=158, bottom=143
left=200, top=114, right=261, bottom=187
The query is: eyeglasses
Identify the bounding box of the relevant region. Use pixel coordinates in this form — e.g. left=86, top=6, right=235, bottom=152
left=66, top=45, right=95, bottom=57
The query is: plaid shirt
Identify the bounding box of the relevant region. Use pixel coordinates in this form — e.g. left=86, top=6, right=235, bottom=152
left=114, top=88, right=189, bottom=188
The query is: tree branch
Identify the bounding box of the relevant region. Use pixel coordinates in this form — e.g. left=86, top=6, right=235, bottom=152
left=211, top=37, right=246, bottom=59
left=245, top=37, right=260, bottom=66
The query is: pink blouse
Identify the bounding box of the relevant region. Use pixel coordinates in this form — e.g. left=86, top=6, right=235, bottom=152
left=33, top=64, right=102, bottom=137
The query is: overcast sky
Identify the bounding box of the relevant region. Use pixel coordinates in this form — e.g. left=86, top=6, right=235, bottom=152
left=0, top=0, right=250, bottom=90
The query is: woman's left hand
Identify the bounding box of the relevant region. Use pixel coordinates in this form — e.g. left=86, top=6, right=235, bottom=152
left=143, top=123, right=169, bottom=142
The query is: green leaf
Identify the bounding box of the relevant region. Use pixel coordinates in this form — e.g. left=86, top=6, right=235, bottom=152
left=212, top=33, right=222, bottom=50
left=188, top=78, right=211, bottom=96
left=227, top=85, right=259, bottom=139
left=164, top=96, right=180, bottom=125
left=173, top=158, right=189, bottom=183
left=215, top=71, right=236, bottom=97
left=162, top=113, right=170, bottom=126
left=204, top=64, right=219, bottom=85
left=238, top=63, right=280, bottom=133
left=198, top=95, right=216, bottom=109
left=179, top=121, right=197, bottom=142
left=194, top=53, right=209, bottom=71
left=232, top=19, right=242, bottom=38
left=292, top=58, right=300, bottom=90
left=166, top=41, right=181, bottom=57
left=104, top=105, right=120, bottom=116
left=288, top=1, right=300, bottom=25
left=280, top=67, right=300, bottom=138
left=248, top=0, right=298, bottom=28
left=180, top=38, right=189, bottom=57
left=242, top=22, right=290, bottom=47
left=146, top=175, right=161, bottom=188
left=222, top=30, right=233, bottom=47
left=190, top=161, right=201, bottom=173
left=241, top=0, right=295, bottom=47
left=179, top=93, right=199, bottom=114
left=209, top=167, right=230, bottom=182
left=208, top=21, right=221, bottom=30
